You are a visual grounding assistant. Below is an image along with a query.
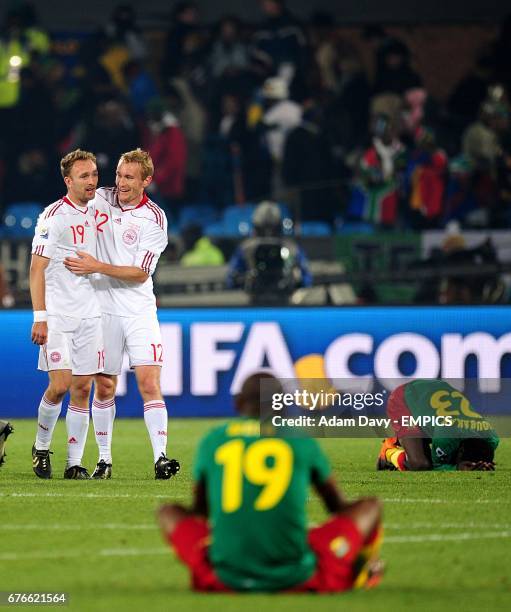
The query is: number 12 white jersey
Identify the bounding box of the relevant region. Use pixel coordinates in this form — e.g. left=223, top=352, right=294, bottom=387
left=92, top=187, right=168, bottom=317
left=31, top=196, right=100, bottom=318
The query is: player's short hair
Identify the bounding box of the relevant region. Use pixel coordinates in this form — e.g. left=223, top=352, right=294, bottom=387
left=118, top=148, right=154, bottom=180
left=60, top=149, right=97, bottom=178
left=458, top=438, right=494, bottom=463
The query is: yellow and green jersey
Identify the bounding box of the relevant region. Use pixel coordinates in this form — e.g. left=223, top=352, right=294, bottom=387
left=403, top=380, right=499, bottom=470
left=193, top=418, right=331, bottom=591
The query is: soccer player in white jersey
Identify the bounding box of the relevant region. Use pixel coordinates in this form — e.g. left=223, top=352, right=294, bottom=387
left=64, top=149, right=180, bottom=480
left=30, top=149, right=103, bottom=480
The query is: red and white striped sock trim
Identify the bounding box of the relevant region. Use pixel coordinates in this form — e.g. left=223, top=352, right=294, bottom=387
left=68, top=405, right=89, bottom=414
left=42, top=395, right=60, bottom=407
left=93, top=397, right=115, bottom=409
left=143, top=401, right=166, bottom=413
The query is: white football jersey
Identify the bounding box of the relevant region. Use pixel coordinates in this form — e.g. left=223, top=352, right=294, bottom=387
left=31, top=196, right=101, bottom=318
left=92, top=187, right=168, bottom=316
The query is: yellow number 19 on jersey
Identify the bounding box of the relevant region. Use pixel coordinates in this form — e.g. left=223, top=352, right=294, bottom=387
left=214, top=439, right=293, bottom=513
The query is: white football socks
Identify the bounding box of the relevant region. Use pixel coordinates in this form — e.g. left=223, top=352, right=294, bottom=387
left=143, top=401, right=168, bottom=463
left=92, top=397, right=116, bottom=463
left=66, top=404, right=89, bottom=468
left=35, top=395, right=62, bottom=450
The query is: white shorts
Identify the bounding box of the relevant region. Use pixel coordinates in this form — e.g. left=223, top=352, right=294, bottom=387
left=38, top=315, right=104, bottom=376
left=101, top=313, right=164, bottom=375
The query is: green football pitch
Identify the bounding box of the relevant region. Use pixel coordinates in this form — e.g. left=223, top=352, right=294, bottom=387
left=1, top=419, right=510, bottom=612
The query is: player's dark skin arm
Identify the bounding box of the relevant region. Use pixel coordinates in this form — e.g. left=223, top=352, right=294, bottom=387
left=313, top=475, right=349, bottom=512
left=157, top=480, right=208, bottom=537
left=457, top=460, right=495, bottom=471
left=400, top=437, right=433, bottom=470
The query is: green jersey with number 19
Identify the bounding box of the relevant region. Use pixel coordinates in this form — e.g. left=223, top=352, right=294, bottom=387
left=193, top=418, right=331, bottom=591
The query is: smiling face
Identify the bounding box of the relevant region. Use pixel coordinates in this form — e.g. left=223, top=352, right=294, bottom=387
left=64, top=159, right=98, bottom=205
left=115, top=161, right=152, bottom=206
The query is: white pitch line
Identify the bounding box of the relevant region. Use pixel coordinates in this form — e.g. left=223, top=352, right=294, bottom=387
left=0, top=492, right=181, bottom=499
left=2, top=524, right=155, bottom=531
left=381, top=498, right=501, bottom=504
left=0, top=548, right=168, bottom=562
left=1, top=493, right=503, bottom=504
left=385, top=531, right=511, bottom=543
left=4, top=522, right=510, bottom=533
left=2, top=531, right=511, bottom=561
left=385, top=522, right=511, bottom=529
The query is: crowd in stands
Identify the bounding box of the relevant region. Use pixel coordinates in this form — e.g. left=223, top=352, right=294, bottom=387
left=1, top=0, right=511, bottom=233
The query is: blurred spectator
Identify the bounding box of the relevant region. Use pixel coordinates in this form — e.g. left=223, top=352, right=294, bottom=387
left=104, top=4, right=147, bottom=61
left=167, top=79, right=206, bottom=200
left=252, top=0, right=307, bottom=86
left=201, top=93, right=248, bottom=206
left=12, top=67, right=55, bottom=151
left=180, top=223, right=225, bottom=266
left=372, top=38, right=421, bottom=96
left=444, top=156, right=480, bottom=223
left=404, top=128, right=448, bottom=228
left=325, top=40, right=371, bottom=155
left=123, top=60, right=159, bottom=116
left=348, top=113, right=406, bottom=226
left=461, top=99, right=510, bottom=223
left=0, top=4, right=50, bottom=110
left=161, top=1, right=207, bottom=85
left=4, top=148, right=61, bottom=205
left=282, top=102, right=337, bottom=223
left=462, top=100, right=508, bottom=172
left=492, top=13, right=511, bottom=99
left=79, top=99, right=139, bottom=180
left=142, top=98, right=187, bottom=212
left=209, top=16, right=249, bottom=80
left=309, top=11, right=338, bottom=92
left=448, top=51, right=495, bottom=129
left=226, top=201, right=312, bottom=304
left=258, top=76, right=302, bottom=199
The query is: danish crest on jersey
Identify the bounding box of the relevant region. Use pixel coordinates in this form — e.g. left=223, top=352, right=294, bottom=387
left=50, top=351, right=61, bottom=363
left=123, top=228, right=138, bottom=245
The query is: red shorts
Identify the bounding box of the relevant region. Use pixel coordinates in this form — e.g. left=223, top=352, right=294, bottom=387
left=387, top=383, right=422, bottom=438
left=169, top=514, right=364, bottom=593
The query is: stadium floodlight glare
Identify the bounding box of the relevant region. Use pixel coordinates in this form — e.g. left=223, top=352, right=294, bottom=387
left=9, top=55, right=22, bottom=67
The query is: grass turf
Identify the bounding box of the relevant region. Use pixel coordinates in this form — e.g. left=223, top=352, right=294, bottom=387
left=1, top=419, right=510, bottom=612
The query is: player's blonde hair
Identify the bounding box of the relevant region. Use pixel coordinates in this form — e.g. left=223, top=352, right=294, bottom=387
left=60, top=149, right=97, bottom=178
left=118, top=148, right=154, bottom=180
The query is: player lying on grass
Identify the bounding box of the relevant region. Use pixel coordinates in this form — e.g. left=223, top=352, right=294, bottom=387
left=158, top=372, right=384, bottom=593
left=377, top=379, right=499, bottom=471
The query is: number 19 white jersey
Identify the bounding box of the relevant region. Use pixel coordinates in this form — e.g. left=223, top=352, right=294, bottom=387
left=92, top=187, right=168, bottom=317
left=31, top=196, right=100, bottom=318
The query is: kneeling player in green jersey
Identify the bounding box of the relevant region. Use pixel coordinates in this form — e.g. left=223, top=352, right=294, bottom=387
left=158, top=373, right=384, bottom=593
left=377, top=379, right=499, bottom=471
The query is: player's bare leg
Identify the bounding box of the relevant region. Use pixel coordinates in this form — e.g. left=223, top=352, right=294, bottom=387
left=63, top=375, right=93, bottom=479
left=399, top=437, right=432, bottom=470
left=33, top=369, right=71, bottom=479
left=157, top=504, right=190, bottom=538
left=91, top=373, right=117, bottom=479
left=135, top=365, right=180, bottom=479
left=341, top=498, right=385, bottom=589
